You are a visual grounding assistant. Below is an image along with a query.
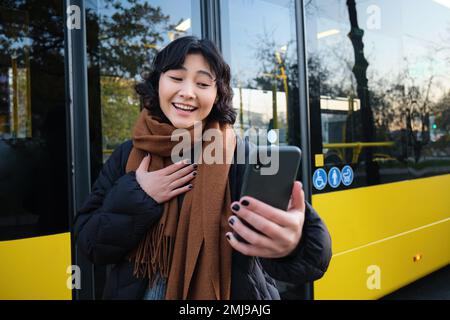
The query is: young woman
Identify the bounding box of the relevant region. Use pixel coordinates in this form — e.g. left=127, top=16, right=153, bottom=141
left=74, top=36, right=332, bottom=300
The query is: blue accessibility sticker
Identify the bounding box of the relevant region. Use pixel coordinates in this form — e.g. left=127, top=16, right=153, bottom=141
left=313, top=168, right=327, bottom=190
left=328, top=167, right=342, bottom=188
left=341, top=165, right=354, bottom=186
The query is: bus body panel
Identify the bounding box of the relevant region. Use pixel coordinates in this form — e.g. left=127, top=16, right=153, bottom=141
left=313, top=174, right=450, bottom=299
left=0, top=233, right=72, bottom=300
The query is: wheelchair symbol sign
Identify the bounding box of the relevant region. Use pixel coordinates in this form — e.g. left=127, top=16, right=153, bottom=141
left=341, top=165, right=354, bottom=186
left=313, top=168, right=327, bottom=190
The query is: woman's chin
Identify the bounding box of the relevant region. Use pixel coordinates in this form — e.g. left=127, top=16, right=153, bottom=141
left=170, top=118, right=195, bottom=129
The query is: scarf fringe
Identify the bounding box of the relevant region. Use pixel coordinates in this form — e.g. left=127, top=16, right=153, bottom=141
left=131, top=220, right=174, bottom=288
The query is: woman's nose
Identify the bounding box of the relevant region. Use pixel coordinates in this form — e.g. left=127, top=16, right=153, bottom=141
left=178, top=81, right=196, bottom=99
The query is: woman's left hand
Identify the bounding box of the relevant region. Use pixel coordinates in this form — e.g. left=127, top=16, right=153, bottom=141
left=226, top=181, right=306, bottom=258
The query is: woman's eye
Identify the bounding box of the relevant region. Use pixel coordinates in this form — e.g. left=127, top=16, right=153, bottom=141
left=169, top=76, right=182, bottom=81
left=198, top=83, right=210, bottom=88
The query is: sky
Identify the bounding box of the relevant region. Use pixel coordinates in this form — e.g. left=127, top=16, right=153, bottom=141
left=306, top=0, right=450, bottom=99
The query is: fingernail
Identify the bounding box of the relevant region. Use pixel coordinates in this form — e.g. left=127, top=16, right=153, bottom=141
left=188, top=184, right=193, bottom=189
left=229, top=217, right=235, bottom=225
left=193, top=163, right=198, bottom=169
left=225, top=233, right=231, bottom=240
left=232, top=204, right=240, bottom=211
left=241, top=200, right=249, bottom=206
left=193, top=171, right=197, bottom=176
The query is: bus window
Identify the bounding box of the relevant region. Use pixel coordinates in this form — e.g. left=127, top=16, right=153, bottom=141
left=85, top=0, right=201, bottom=173
left=304, top=0, right=450, bottom=192
left=220, top=0, right=301, bottom=148
left=0, top=1, right=69, bottom=240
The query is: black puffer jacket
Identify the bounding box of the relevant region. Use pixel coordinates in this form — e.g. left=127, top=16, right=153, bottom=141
left=74, top=138, right=332, bottom=300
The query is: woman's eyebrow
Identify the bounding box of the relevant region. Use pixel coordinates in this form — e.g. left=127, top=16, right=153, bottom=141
left=197, top=70, right=215, bottom=80
left=177, top=66, right=215, bottom=80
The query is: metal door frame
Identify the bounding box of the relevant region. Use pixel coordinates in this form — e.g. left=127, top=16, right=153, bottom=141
left=64, top=0, right=94, bottom=300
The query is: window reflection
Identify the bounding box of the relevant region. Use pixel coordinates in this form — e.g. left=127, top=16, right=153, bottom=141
left=305, top=0, right=450, bottom=192
left=0, top=1, right=69, bottom=240
left=0, top=7, right=32, bottom=139
left=221, top=0, right=299, bottom=146
left=86, top=0, right=200, bottom=163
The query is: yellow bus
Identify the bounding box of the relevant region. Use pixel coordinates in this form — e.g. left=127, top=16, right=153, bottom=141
left=305, top=0, right=450, bottom=299
left=0, top=0, right=449, bottom=300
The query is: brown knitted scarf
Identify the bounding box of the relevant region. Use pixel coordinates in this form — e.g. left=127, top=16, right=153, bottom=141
left=126, top=108, right=236, bottom=299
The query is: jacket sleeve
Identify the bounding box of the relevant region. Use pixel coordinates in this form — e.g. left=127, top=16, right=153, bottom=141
left=73, top=142, right=164, bottom=266
left=259, top=201, right=332, bottom=284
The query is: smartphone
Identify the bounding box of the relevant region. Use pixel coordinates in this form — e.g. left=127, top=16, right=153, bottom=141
left=235, top=145, right=302, bottom=243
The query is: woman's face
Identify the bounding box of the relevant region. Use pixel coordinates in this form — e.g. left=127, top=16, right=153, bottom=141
left=158, top=53, right=217, bottom=129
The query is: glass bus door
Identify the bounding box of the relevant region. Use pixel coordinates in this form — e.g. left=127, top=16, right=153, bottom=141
left=0, top=0, right=71, bottom=299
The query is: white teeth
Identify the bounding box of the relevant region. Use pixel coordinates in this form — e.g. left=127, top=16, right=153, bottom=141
left=173, top=103, right=196, bottom=111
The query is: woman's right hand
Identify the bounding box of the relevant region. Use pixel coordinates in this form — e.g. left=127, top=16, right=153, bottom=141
left=135, top=154, right=197, bottom=204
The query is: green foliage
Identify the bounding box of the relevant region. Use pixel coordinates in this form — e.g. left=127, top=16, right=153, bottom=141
left=96, top=0, right=181, bottom=149
left=96, top=0, right=179, bottom=78
left=101, top=77, right=140, bottom=150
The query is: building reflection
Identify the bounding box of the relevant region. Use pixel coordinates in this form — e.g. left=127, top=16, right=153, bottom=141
left=305, top=0, right=450, bottom=190
left=0, top=0, right=68, bottom=240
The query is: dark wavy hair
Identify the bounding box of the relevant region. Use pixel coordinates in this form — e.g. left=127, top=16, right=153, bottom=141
left=135, top=36, right=236, bottom=125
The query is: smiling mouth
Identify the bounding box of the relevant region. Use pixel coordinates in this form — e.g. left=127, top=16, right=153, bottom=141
left=172, top=103, right=198, bottom=112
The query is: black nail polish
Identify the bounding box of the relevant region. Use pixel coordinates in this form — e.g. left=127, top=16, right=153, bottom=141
left=229, top=218, right=235, bottom=225
left=232, top=204, right=240, bottom=211
left=226, top=233, right=231, bottom=240
left=193, top=164, right=198, bottom=169
left=241, top=200, right=249, bottom=206
left=193, top=171, right=197, bottom=176
left=188, top=184, right=193, bottom=189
